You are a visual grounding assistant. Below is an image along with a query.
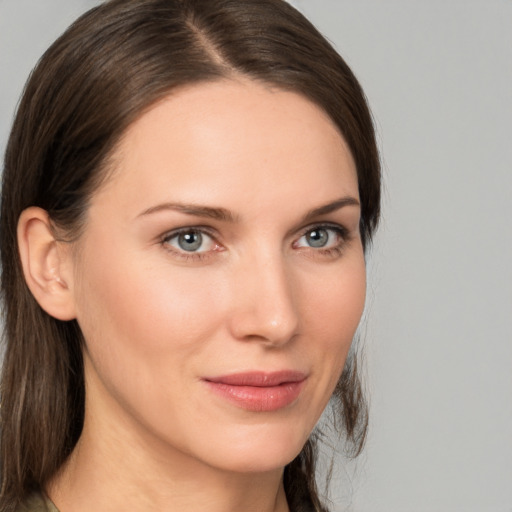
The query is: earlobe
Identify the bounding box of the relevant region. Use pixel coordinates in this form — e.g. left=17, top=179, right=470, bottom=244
left=17, top=207, right=77, bottom=321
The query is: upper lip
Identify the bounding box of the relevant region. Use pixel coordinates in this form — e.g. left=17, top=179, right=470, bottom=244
left=204, top=370, right=307, bottom=387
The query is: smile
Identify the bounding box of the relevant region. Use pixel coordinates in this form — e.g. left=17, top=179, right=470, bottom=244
left=203, top=371, right=307, bottom=412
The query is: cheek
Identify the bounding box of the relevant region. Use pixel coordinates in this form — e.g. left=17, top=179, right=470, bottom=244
left=72, top=246, right=226, bottom=425
left=308, top=253, right=365, bottom=333
left=303, top=252, right=366, bottom=380
left=76, top=252, right=221, bottom=356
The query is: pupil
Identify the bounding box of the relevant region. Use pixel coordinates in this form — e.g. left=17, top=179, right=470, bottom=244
left=307, top=229, right=328, bottom=248
left=178, top=231, right=202, bottom=251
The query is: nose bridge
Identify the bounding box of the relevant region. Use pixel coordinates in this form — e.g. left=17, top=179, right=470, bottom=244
left=229, top=247, right=299, bottom=345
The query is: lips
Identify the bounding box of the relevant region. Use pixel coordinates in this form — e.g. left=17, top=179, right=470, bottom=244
left=203, top=371, right=306, bottom=412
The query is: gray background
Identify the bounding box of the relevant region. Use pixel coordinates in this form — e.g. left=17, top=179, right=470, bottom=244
left=1, top=1, right=511, bottom=511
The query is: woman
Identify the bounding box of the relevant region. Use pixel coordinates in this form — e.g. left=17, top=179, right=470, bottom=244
left=0, top=0, right=380, bottom=511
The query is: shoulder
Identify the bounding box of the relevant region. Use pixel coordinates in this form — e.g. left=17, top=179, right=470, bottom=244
left=15, top=493, right=59, bottom=512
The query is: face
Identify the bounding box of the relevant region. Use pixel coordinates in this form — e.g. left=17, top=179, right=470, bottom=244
left=69, top=80, right=366, bottom=474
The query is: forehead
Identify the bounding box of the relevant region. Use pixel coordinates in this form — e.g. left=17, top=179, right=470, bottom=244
left=94, top=79, right=358, bottom=216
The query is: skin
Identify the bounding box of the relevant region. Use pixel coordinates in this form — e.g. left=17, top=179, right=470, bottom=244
left=40, top=80, right=366, bottom=512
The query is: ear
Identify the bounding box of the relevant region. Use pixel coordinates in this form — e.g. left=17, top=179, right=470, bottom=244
left=17, top=207, right=77, bottom=321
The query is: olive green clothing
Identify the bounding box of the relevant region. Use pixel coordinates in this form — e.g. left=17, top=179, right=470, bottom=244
left=15, top=493, right=58, bottom=512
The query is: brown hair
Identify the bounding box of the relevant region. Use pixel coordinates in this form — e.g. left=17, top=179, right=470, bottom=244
left=0, top=1, right=380, bottom=510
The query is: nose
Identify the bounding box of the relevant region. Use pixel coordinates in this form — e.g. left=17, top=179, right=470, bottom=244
left=227, top=253, right=300, bottom=347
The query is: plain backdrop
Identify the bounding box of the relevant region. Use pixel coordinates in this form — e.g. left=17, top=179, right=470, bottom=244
left=1, top=1, right=511, bottom=511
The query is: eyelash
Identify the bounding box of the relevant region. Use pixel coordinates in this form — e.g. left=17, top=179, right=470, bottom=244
left=159, top=223, right=350, bottom=262
left=160, top=227, right=221, bottom=262
left=294, top=223, right=350, bottom=259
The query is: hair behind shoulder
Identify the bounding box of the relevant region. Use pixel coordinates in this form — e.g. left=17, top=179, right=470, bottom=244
left=0, top=1, right=380, bottom=510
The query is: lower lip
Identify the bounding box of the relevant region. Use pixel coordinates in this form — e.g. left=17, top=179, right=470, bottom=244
left=204, top=380, right=305, bottom=412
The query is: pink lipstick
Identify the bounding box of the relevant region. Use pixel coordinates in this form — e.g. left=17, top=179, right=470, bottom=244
left=203, top=371, right=306, bottom=412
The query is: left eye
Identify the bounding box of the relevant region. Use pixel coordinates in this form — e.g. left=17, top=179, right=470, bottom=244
left=295, top=227, right=342, bottom=249
left=164, top=229, right=217, bottom=253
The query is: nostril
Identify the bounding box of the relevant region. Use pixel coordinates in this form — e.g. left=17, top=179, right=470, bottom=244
left=228, top=307, right=300, bottom=347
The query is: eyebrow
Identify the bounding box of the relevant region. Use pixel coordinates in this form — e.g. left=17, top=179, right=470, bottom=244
left=137, top=202, right=237, bottom=222
left=137, top=196, right=359, bottom=223
left=300, top=196, right=360, bottom=223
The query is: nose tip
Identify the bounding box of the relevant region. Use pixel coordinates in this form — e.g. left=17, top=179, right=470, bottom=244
left=228, top=262, right=300, bottom=346
left=229, top=302, right=299, bottom=346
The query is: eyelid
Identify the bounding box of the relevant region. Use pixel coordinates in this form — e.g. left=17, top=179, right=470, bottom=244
left=160, top=226, right=223, bottom=260
left=292, top=222, right=350, bottom=252
left=162, top=225, right=214, bottom=240
left=296, top=222, right=349, bottom=240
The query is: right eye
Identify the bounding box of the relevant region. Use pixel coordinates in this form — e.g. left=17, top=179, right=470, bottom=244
left=162, top=228, right=220, bottom=256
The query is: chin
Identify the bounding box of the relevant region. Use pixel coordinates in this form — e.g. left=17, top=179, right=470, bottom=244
left=210, top=447, right=304, bottom=475
left=193, top=421, right=312, bottom=474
